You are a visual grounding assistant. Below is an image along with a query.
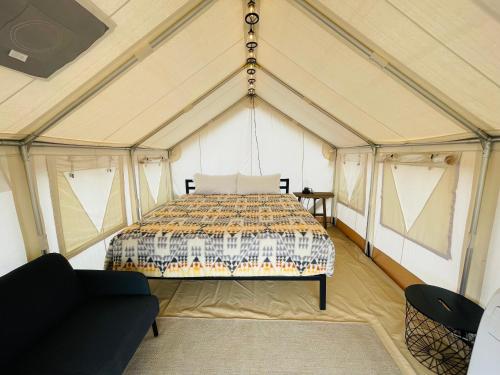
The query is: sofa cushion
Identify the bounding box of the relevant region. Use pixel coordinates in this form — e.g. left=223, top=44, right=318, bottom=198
left=9, top=295, right=159, bottom=375
left=0, top=253, right=83, bottom=368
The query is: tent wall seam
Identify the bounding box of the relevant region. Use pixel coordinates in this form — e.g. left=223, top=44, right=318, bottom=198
left=293, top=0, right=491, bottom=142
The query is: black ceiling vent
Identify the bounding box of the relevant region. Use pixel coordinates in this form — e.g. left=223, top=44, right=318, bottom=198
left=0, top=0, right=108, bottom=78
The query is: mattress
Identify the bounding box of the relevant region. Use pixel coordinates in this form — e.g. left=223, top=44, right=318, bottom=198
left=105, top=194, right=335, bottom=277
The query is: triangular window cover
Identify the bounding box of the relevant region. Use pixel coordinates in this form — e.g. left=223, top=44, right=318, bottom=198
left=342, top=160, right=362, bottom=202
left=64, top=167, right=116, bottom=231
left=391, top=164, right=444, bottom=231
left=143, top=163, right=163, bottom=204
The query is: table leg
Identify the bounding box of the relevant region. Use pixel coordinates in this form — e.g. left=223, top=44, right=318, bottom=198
left=313, top=198, right=316, bottom=217
left=322, top=198, right=327, bottom=229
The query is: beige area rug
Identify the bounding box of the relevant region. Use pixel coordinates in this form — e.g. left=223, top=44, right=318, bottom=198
left=148, top=227, right=429, bottom=374
left=125, top=317, right=401, bottom=375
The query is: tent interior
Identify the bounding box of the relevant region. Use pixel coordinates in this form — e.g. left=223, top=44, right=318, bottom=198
left=1, top=0, right=500, bottom=374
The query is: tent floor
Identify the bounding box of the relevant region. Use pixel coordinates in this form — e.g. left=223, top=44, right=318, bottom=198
left=149, top=226, right=432, bottom=374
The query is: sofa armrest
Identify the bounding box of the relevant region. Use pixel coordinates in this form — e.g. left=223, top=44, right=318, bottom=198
left=76, top=270, right=151, bottom=297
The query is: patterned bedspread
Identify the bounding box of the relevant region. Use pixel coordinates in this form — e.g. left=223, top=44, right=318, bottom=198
left=105, top=194, right=335, bottom=277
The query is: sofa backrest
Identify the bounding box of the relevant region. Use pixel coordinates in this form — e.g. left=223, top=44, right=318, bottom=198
left=0, top=253, right=83, bottom=367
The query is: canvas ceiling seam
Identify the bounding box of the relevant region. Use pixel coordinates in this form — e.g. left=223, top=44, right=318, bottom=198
left=13, top=0, right=218, bottom=146
left=20, top=57, right=138, bottom=146
left=385, top=0, right=500, bottom=89
left=0, top=79, right=34, bottom=108
left=260, top=41, right=405, bottom=139
left=293, top=0, right=491, bottom=141
left=145, top=77, right=247, bottom=148
left=257, top=65, right=375, bottom=146
left=166, top=95, right=249, bottom=150
left=108, top=0, right=132, bottom=17
left=102, top=39, right=244, bottom=142
left=255, top=96, right=338, bottom=149
left=132, top=65, right=246, bottom=147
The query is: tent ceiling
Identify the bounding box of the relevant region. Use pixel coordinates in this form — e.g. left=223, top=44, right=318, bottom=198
left=259, top=0, right=474, bottom=143
left=0, top=0, right=196, bottom=140
left=143, top=71, right=248, bottom=149
left=0, top=0, right=498, bottom=148
left=314, top=0, right=500, bottom=133
left=257, top=70, right=366, bottom=148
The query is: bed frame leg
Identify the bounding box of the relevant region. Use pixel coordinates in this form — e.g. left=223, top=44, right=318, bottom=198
left=152, top=320, right=159, bottom=337
left=319, top=274, right=326, bottom=310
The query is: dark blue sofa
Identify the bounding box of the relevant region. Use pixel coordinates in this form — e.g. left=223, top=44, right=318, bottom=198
left=0, top=253, right=159, bottom=375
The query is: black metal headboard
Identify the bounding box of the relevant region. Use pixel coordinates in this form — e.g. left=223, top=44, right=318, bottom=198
left=185, top=178, right=290, bottom=194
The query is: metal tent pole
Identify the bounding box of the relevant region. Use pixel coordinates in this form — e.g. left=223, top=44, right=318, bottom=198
left=331, top=148, right=338, bottom=225
left=20, top=145, right=48, bottom=255
left=364, top=146, right=378, bottom=257
left=129, top=148, right=142, bottom=222
left=459, top=140, right=492, bottom=295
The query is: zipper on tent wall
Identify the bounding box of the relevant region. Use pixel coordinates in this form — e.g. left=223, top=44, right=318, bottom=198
left=459, top=140, right=492, bottom=295
left=20, top=145, right=49, bottom=255
left=364, top=146, right=378, bottom=257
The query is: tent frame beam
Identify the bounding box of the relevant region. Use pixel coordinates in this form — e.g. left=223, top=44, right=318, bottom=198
left=21, top=57, right=137, bottom=146
left=256, top=96, right=337, bottom=149
left=364, top=146, right=378, bottom=257
left=133, top=65, right=245, bottom=148
left=166, top=95, right=338, bottom=151
left=20, top=144, right=48, bottom=255
left=167, top=96, right=248, bottom=151
left=293, top=0, right=491, bottom=142
left=18, top=0, right=217, bottom=147
left=459, top=139, right=492, bottom=295
left=258, top=65, right=375, bottom=147
left=129, top=148, right=142, bottom=222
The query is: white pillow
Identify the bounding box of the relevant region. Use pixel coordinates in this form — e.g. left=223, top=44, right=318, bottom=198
left=237, top=173, right=281, bottom=194
left=193, top=173, right=237, bottom=194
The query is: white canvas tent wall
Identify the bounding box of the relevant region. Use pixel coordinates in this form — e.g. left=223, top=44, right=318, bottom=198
left=1, top=0, right=499, bottom=305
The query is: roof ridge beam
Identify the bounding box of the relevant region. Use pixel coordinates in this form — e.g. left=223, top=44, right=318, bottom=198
left=134, top=65, right=245, bottom=148
left=21, top=0, right=217, bottom=146
left=259, top=65, right=375, bottom=146
left=292, top=0, right=491, bottom=141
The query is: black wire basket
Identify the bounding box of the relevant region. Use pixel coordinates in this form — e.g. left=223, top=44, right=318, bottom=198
left=405, top=300, right=476, bottom=375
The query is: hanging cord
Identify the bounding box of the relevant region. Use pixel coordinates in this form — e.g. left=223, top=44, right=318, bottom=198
left=301, top=131, right=305, bottom=189
left=251, top=96, right=263, bottom=175
left=198, top=134, right=203, bottom=174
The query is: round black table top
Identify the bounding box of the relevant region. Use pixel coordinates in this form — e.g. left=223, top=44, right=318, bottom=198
left=405, top=284, right=484, bottom=333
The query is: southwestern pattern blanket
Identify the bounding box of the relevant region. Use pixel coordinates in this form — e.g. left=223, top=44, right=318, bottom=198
left=105, top=194, right=335, bottom=278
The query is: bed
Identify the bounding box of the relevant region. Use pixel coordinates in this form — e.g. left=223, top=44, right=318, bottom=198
left=105, top=179, right=335, bottom=309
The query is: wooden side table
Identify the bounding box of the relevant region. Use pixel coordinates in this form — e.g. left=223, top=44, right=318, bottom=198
left=293, top=192, right=335, bottom=229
